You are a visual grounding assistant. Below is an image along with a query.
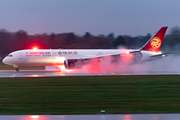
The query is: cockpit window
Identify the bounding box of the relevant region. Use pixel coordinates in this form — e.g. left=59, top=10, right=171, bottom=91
left=8, top=54, right=13, bottom=57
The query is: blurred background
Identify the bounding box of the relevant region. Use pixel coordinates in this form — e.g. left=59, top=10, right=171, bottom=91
left=1, top=0, right=180, bottom=59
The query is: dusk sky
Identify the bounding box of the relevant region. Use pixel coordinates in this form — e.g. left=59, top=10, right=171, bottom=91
left=0, top=0, right=180, bottom=36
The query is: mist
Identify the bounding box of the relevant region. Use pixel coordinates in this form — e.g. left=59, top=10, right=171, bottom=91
left=45, top=52, right=180, bottom=74
left=74, top=54, right=180, bottom=74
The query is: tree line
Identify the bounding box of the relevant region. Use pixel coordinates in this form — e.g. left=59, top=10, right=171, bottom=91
left=0, top=26, right=180, bottom=56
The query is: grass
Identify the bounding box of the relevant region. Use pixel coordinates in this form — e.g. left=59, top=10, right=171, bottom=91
left=0, top=75, right=180, bottom=114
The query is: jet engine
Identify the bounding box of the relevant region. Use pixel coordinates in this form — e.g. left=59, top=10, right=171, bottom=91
left=64, top=59, right=84, bottom=69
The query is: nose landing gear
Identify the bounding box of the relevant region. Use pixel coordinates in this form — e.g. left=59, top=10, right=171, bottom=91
left=13, top=65, right=19, bottom=72
left=15, top=68, right=19, bottom=71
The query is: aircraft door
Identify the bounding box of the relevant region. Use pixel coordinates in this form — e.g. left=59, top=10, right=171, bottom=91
left=51, top=52, right=58, bottom=58
left=51, top=52, right=58, bottom=59
left=18, top=52, right=23, bottom=60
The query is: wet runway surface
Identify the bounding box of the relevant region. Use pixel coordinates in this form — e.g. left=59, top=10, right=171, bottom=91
left=1, top=114, right=180, bottom=120
left=1, top=70, right=180, bottom=78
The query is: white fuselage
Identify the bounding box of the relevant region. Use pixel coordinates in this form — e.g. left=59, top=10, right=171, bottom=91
left=2, top=49, right=161, bottom=66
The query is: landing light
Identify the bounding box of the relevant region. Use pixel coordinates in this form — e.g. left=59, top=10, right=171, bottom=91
left=56, top=57, right=65, bottom=63
left=126, top=51, right=130, bottom=54
left=59, top=66, right=73, bottom=73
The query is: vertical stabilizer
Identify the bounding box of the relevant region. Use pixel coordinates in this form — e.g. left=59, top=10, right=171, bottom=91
left=141, top=27, right=168, bottom=52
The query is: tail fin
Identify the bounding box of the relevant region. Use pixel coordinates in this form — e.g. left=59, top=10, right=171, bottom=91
left=141, top=26, right=168, bottom=52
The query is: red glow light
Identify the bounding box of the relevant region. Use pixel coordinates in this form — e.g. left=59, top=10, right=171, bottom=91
left=124, top=115, right=131, bottom=120
left=125, top=115, right=131, bottom=118
left=33, top=47, right=38, bottom=50
left=23, top=115, right=46, bottom=120
left=54, top=65, right=74, bottom=73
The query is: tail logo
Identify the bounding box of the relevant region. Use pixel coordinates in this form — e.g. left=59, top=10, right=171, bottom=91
left=150, top=37, right=161, bottom=49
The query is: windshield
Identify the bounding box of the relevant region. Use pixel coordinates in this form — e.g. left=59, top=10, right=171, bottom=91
left=8, top=54, right=13, bottom=57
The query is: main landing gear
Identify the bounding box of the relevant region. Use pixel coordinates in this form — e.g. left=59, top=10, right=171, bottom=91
left=14, top=65, right=19, bottom=72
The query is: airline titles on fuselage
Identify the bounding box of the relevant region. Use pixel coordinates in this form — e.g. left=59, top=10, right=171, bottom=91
left=25, top=51, right=79, bottom=57
left=58, top=51, right=78, bottom=55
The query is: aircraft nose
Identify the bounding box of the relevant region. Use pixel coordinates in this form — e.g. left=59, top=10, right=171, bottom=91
left=2, top=57, right=13, bottom=65
left=2, top=57, right=8, bottom=64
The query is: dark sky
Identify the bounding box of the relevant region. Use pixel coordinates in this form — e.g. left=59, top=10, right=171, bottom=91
left=0, top=0, right=179, bottom=36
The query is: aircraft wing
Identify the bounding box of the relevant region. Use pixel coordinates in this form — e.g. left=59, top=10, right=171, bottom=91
left=80, top=51, right=169, bottom=64
left=64, top=50, right=144, bottom=69
left=79, top=50, right=142, bottom=62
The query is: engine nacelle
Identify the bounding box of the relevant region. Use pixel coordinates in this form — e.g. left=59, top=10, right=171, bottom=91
left=64, top=59, right=84, bottom=69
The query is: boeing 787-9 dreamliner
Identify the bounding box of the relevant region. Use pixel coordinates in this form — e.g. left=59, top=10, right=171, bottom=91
left=3, top=27, right=168, bottom=71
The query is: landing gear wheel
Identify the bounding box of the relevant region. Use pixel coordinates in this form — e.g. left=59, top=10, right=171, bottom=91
left=15, top=68, right=19, bottom=71
left=13, top=65, right=19, bottom=72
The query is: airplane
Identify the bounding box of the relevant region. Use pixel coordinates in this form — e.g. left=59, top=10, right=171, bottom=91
left=2, top=26, right=168, bottom=71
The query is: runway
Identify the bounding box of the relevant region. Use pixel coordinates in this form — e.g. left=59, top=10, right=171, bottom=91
left=0, top=70, right=93, bottom=78
left=0, top=69, right=180, bottom=78
left=1, top=114, right=180, bottom=120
